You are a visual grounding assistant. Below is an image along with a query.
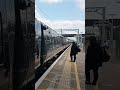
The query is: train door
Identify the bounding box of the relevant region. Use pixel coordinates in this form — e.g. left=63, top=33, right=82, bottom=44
left=0, top=0, right=14, bottom=90
left=41, top=23, right=47, bottom=64
left=13, top=0, right=35, bottom=90
left=0, top=0, right=35, bottom=90
left=0, top=11, right=9, bottom=90
left=0, top=0, right=16, bottom=90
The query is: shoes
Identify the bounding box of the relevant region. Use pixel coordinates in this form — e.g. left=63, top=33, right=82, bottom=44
left=92, top=82, right=96, bottom=85
left=85, top=81, right=91, bottom=84
left=85, top=80, right=97, bottom=85
left=69, top=60, right=76, bottom=62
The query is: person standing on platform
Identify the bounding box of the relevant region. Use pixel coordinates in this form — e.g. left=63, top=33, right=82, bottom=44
left=85, top=36, right=103, bottom=85
left=70, top=42, right=80, bottom=62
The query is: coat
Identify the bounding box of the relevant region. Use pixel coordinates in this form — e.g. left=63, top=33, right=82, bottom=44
left=70, top=44, right=78, bottom=55
left=85, top=44, right=103, bottom=68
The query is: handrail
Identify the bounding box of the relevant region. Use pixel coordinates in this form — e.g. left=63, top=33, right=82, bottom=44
left=0, top=12, right=4, bottom=66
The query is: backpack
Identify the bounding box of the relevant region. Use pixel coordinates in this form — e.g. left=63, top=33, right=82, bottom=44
left=101, top=47, right=110, bottom=62
left=76, top=46, right=81, bottom=52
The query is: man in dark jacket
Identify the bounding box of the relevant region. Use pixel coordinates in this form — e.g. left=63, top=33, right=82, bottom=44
left=70, top=42, right=79, bottom=62
left=85, top=36, right=103, bottom=85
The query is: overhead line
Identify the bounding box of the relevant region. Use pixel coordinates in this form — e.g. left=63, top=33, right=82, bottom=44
left=35, top=4, right=52, bottom=20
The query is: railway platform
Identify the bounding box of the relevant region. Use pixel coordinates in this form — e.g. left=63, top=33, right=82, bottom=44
left=92, top=57, right=120, bottom=90
left=35, top=46, right=120, bottom=90
left=85, top=55, right=120, bottom=90
left=35, top=46, right=85, bottom=90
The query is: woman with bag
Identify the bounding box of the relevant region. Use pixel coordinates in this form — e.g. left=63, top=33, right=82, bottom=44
left=85, top=36, right=103, bottom=85
left=70, top=42, right=80, bottom=62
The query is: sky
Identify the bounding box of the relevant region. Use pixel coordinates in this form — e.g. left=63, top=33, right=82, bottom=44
left=35, top=0, right=85, bottom=35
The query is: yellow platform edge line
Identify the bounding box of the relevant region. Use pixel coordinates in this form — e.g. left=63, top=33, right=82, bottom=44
left=94, top=82, right=99, bottom=90
left=38, top=89, right=68, bottom=90
left=74, top=62, right=81, bottom=90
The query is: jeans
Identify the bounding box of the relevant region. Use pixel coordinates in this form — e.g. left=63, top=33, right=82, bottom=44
left=70, top=55, right=76, bottom=62
left=85, top=65, right=98, bottom=83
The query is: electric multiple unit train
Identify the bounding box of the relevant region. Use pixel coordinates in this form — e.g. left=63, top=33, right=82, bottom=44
left=0, top=0, right=72, bottom=90
left=0, top=0, right=35, bottom=90
left=35, top=19, right=71, bottom=69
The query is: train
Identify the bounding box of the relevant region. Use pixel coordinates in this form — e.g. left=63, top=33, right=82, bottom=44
left=35, top=19, right=72, bottom=69
left=0, top=0, right=35, bottom=90
left=0, top=0, right=72, bottom=90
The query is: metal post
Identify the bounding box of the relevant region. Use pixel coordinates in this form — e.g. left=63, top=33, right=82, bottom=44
left=61, top=29, right=62, bottom=35
left=102, top=7, right=106, bottom=44
left=80, top=34, right=83, bottom=48
left=8, top=32, right=15, bottom=90
left=111, top=16, right=113, bottom=54
left=77, top=29, right=79, bottom=45
left=109, top=14, right=116, bottom=55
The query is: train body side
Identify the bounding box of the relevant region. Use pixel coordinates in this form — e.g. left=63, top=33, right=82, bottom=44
left=35, top=20, right=70, bottom=68
left=0, top=0, right=35, bottom=90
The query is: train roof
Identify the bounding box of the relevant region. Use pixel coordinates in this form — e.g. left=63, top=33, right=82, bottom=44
left=35, top=18, right=74, bottom=41
left=35, top=18, right=62, bottom=36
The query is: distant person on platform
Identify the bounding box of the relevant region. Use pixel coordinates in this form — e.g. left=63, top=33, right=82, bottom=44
left=85, top=36, right=103, bottom=85
left=70, top=42, right=80, bottom=62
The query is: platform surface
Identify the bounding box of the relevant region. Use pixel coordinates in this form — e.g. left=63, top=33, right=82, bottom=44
left=36, top=46, right=120, bottom=90
left=36, top=46, right=85, bottom=90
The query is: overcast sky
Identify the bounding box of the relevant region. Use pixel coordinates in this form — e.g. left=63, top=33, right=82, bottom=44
left=35, top=0, right=85, bottom=35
